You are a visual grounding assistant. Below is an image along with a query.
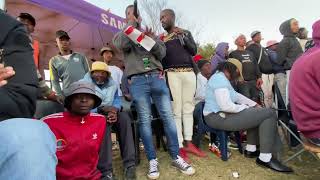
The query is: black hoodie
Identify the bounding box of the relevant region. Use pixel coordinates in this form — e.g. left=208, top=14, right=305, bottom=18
left=276, top=18, right=303, bottom=70
left=0, top=11, right=38, bottom=121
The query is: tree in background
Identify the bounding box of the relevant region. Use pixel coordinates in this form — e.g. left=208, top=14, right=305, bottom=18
left=140, top=0, right=168, bottom=34
left=140, top=0, right=203, bottom=42
left=198, top=43, right=215, bottom=60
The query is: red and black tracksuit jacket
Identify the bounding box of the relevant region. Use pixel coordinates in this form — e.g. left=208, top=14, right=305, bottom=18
left=43, top=112, right=109, bottom=180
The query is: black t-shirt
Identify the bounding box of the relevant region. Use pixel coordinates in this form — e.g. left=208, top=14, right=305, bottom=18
left=229, top=50, right=261, bottom=81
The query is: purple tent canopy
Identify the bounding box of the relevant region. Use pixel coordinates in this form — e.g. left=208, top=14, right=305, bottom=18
left=28, top=0, right=126, bottom=33
left=6, top=0, right=126, bottom=71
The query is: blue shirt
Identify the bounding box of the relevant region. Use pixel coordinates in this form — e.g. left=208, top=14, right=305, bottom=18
left=80, top=73, right=121, bottom=112
left=203, top=72, right=238, bottom=114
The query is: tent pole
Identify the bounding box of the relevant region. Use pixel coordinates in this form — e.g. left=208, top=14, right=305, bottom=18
left=0, top=0, right=5, bottom=11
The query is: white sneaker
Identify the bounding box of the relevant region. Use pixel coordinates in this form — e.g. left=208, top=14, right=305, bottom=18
left=172, top=156, right=195, bottom=175
left=147, top=159, right=160, bottom=179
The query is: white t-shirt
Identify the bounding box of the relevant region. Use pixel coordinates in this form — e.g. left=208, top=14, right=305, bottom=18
left=194, top=73, right=208, bottom=104
left=62, top=54, right=72, bottom=60
left=109, top=65, right=123, bottom=96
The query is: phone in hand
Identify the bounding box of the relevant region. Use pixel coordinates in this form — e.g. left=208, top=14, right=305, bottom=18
left=133, top=0, right=138, bottom=18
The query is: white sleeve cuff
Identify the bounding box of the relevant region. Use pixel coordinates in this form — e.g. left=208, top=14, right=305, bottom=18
left=215, top=88, right=248, bottom=113
left=235, top=92, right=257, bottom=107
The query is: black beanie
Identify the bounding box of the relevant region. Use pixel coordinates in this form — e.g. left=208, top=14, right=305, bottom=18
left=197, top=60, right=210, bottom=70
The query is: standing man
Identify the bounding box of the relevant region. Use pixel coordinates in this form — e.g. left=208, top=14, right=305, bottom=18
left=229, top=34, right=262, bottom=102
left=210, top=42, right=229, bottom=72
left=16, top=13, right=40, bottom=69
left=297, top=27, right=309, bottom=52
left=81, top=61, right=136, bottom=180
left=100, top=46, right=123, bottom=97
left=113, top=5, right=195, bottom=179
left=160, top=9, right=206, bottom=162
left=49, top=30, right=90, bottom=99
left=266, top=40, right=287, bottom=104
left=276, top=18, right=303, bottom=105
left=247, top=31, right=274, bottom=107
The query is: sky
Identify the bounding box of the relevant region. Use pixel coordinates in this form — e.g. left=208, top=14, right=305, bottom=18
left=86, top=0, right=320, bottom=48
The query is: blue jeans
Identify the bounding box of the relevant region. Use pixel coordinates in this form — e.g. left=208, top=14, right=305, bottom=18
left=129, top=71, right=179, bottom=160
left=0, top=119, right=57, bottom=180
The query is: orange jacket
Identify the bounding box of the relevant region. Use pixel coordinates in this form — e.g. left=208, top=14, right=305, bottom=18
left=33, top=39, right=40, bottom=68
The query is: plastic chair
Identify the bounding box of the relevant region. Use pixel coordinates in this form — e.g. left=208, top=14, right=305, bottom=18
left=193, top=102, right=242, bottom=161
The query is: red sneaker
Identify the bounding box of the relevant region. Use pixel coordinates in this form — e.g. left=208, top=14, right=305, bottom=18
left=209, top=145, right=221, bottom=158
left=184, top=143, right=207, bottom=157
left=179, top=148, right=191, bottom=164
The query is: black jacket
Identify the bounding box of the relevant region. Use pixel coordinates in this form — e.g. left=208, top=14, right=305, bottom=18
left=0, top=11, right=38, bottom=121
left=276, top=19, right=303, bottom=70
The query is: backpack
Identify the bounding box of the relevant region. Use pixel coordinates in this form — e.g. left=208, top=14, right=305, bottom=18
left=257, top=47, right=274, bottom=74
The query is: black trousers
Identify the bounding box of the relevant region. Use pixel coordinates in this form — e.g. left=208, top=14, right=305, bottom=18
left=34, top=100, right=64, bottom=119
left=105, top=111, right=136, bottom=173
left=237, top=80, right=259, bottom=102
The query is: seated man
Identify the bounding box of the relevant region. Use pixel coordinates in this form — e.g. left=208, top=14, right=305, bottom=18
left=194, top=60, right=212, bottom=105
left=193, top=60, right=219, bottom=154
left=290, top=19, right=320, bottom=147
left=43, top=82, right=109, bottom=179
left=81, top=61, right=136, bottom=180
left=49, top=30, right=90, bottom=99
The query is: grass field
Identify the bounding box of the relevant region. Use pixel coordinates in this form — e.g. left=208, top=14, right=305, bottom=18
left=112, top=141, right=320, bottom=180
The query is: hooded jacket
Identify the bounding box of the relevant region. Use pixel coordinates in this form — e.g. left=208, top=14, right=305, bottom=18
left=0, top=10, right=38, bottom=121
left=289, top=19, right=320, bottom=138
left=276, top=18, right=303, bottom=70
left=210, top=42, right=228, bottom=72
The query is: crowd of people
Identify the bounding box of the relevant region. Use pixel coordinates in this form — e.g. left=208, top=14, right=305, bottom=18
left=0, top=3, right=319, bottom=180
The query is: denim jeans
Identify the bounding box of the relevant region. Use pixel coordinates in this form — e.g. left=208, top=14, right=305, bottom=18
left=129, top=71, right=179, bottom=160
left=0, top=119, right=57, bottom=180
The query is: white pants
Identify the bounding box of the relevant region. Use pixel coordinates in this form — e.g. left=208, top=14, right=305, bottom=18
left=261, top=74, right=274, bottom=108
left=167, top=71, right=196, bottom=148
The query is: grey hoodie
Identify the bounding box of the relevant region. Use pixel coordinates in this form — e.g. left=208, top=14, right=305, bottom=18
left=113, top=22, right=166, bottom=77
left=276, top=18, right=303, bottom=70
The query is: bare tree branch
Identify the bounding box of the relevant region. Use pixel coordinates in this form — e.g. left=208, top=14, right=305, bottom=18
left=139, top=0, right=203, bottom=43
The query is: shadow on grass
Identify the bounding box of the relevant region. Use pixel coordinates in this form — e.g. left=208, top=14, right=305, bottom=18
left=112, top=141, right=320, bottom=180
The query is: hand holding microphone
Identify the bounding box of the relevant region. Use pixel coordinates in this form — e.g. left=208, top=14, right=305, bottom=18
left=173, top=27, right=186, bottom=46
